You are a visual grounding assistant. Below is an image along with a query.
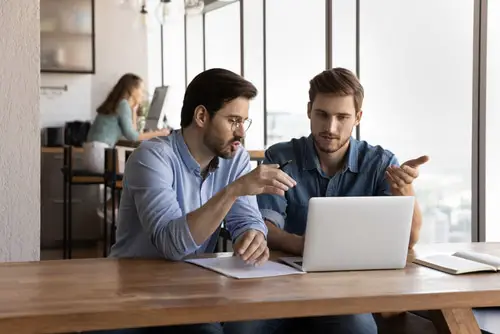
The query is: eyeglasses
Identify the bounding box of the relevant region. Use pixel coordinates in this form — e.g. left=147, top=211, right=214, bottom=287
left=228, top=117, right=252, bottom=132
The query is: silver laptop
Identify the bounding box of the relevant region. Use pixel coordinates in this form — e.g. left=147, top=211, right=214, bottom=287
left=280, top=196, right=415, bottom=272
left=145, top=86, right=169, bottom=130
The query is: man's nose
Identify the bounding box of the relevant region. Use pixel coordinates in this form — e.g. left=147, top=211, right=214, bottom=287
left=326, top=117, right=338, bottom=132
left=235, top=125, right=245, bottom=138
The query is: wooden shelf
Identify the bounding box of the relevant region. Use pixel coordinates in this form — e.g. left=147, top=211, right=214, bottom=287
left=41, top=67, right=95, bottom=74
left=41, top=31, right=93, bottom=38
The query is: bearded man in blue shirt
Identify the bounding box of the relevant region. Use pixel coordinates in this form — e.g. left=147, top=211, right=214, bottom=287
left=99, top=68, right=296, bottom=334
left=225, top=68, right=429, bottom=334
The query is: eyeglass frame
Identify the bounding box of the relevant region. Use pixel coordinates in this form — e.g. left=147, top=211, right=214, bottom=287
left=221, top=116, right=253, bottom=132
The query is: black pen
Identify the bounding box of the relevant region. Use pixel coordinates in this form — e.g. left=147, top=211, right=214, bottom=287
left=279, top=160, right=292, bottom=169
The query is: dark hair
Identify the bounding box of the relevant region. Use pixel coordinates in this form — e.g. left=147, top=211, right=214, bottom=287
left=97, top=73, right=142, bottom=115
left=180, top=68, right=257, bottom=128
left=309, top=68, right=364, bottom=112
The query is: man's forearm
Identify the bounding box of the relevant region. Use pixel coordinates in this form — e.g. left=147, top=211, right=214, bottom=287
left=265, top=220, right=304, bottom=255
left=186, top=184, right=240, bottom=245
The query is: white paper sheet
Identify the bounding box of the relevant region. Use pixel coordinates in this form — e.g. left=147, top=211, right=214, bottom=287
left=185, top=256, right=305, bottom=279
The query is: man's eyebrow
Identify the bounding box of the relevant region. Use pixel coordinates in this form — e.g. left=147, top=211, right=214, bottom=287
left=313, top=108, right=351, bottom=116
left=225, top=114, right=246, bottom=119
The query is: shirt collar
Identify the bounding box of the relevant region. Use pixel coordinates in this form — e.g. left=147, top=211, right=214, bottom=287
left=303, top=135, right=359, bottom=173
left=174, top=130, right=219, bottom=175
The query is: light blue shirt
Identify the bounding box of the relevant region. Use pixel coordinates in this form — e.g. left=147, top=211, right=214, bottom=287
left=257, top=135, right=398, bottom=236
left=110, top=130, right=267, bottom=260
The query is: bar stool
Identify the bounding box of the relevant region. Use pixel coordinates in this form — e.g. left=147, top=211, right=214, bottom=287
left=102, top=148, right=134, bottom=256
left=62, top=145, right=105, bottom=259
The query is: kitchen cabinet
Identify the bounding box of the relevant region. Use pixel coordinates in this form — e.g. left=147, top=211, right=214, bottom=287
left=40, top=0, right=95, bottom=73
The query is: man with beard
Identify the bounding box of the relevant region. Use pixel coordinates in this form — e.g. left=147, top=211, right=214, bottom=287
left=105, top=68, right=296, bottom=334
left=224, top=68, right=429, bottom=334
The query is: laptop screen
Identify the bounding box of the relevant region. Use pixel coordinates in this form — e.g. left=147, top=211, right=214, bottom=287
left=145, top=86, right=168, bottom=130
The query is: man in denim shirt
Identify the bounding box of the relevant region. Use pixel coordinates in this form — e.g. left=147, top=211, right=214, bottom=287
left=101, top=69, right=296, bottom=334
left=226, top=68, right=429, bottom=334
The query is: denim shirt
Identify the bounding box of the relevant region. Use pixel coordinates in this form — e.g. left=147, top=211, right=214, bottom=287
left=257, top=135, right=398, bottom=236
left=110, top=130, right=267, bottom=260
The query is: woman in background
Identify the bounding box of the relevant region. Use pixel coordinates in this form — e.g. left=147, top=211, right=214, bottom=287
left=83, top=73, right=169, bottom=173
left=83, top=73, right=169, bottom=220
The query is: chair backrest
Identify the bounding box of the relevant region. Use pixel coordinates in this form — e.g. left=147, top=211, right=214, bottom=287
left=104, top=147, right=135, bottom=181
left=248, top=150, right=265, bottom=165
left=104, top=148, right=119, bottom=179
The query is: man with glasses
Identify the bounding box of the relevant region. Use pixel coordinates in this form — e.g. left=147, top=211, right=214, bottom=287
left=103, top=68, right=296, bottom=334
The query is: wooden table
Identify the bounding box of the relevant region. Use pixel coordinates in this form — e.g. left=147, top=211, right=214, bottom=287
left=1, top=243, right=499, bottom=333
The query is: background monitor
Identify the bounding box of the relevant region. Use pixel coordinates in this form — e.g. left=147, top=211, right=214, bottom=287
left=145, top=86, right=169, bottom=130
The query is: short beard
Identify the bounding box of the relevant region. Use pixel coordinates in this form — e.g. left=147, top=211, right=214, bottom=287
left=313, top=134, right=350, bottom=154
left=203, top=128, right=241, bottom=159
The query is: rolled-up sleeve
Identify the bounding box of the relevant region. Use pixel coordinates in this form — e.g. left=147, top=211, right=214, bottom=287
left=225, top=151, right=268, bottom=241
left=376, top=154, right=400, bottom=196
left=256, top=150, right=287, bottom=230
left=117, top=100, right=140, bottom=141
left=125, top=146, right=199, bottom=260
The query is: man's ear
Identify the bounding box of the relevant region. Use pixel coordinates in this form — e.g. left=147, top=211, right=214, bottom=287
left=193, top=105, right=208, bottom=128
left=307, top=102, right=312, bottom=119
left=355, top=110, right=363, bottom=126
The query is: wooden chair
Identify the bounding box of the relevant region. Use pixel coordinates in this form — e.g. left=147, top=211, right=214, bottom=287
left=61, top=145, right=105, bottom=259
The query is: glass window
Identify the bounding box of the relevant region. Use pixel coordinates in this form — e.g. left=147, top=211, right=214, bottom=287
left=205, top=2, right=241, bottom=74
left=331, top=0, right=357, bottom=73
left=146, top=23, right=163, bottom=98
left=485, top=1, right=500, bottom=241
left=359, top=0, right=474, bottom=243
left=265, top=0, right=325, bottom=146
left=161, top=14, right=186, bottom=129
left=185, top=15, right=204, bottom=84
left=243, top=0, right=264, bottom=151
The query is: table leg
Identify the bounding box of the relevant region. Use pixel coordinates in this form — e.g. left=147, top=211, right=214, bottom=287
left=374, top=309, right=482, bottom=334
left=428, top=308, right=481, bottom=334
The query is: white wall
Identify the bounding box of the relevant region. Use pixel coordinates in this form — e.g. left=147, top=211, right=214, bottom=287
left=40, top=0, right=149, bottom=128
left=91, top=0, right=149, bottom=114
left=41, top=75, right=92, bottom=127
left=0, top=0, right=41, bottom=262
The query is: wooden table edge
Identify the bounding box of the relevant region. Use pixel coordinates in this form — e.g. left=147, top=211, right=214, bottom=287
left=1, top=291, right=497, bottom=333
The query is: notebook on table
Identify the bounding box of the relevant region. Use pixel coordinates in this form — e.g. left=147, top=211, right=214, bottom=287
left=413, top=250, right=500, bottom=275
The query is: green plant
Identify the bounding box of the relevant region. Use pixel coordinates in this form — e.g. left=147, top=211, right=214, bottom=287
left=138, top=98, right=150, bottom=117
